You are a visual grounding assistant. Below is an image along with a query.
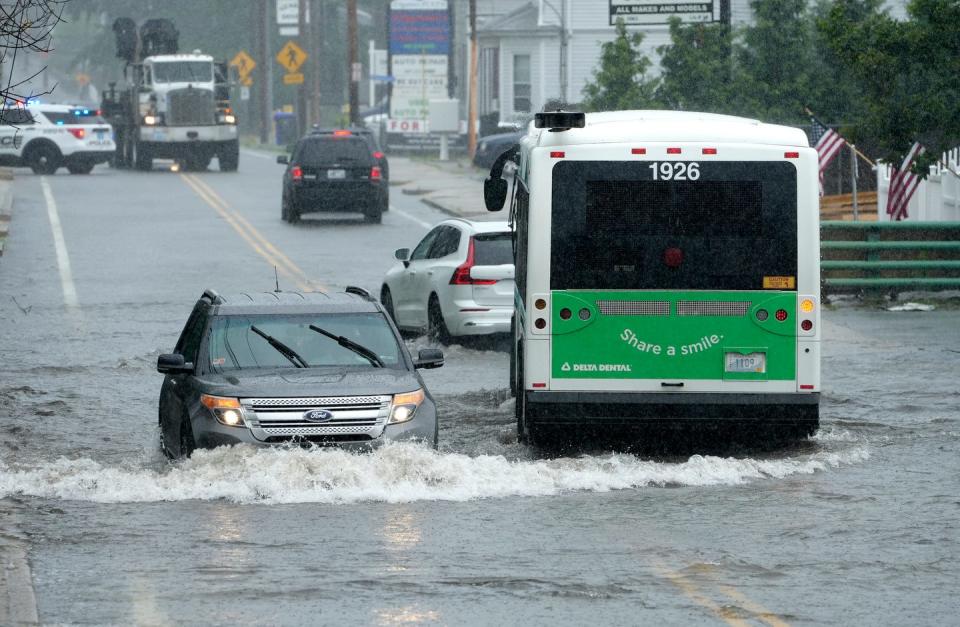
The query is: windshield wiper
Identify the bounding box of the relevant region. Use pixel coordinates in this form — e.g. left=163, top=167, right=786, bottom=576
left=308, top=324, right=384, bottom=368
left=250, top=325, right=309, bottom=368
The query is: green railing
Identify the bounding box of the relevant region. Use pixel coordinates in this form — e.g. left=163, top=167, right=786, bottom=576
left=820, top=221, right=960, bottom=291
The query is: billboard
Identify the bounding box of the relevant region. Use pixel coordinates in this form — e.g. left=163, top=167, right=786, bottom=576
left=609, top=1, right=718, bottom=25
left=388, top=0, right=454, bottom=150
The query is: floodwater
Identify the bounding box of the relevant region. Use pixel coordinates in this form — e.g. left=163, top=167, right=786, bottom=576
left=2, top=295, right=958, bottom=624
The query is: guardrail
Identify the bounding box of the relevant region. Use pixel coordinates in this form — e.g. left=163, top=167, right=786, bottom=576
left=821, top=221, right=960, bottom=292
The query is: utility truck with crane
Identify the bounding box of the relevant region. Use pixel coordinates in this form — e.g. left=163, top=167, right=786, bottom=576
left=101, top=18, right=239, bottom=172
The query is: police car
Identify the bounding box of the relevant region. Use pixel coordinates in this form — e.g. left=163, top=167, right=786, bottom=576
left=0, top=103, right=116, bottom=174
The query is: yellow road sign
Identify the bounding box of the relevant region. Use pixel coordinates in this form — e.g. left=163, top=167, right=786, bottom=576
left=276, top=41, right=307, bottom=73
left=282, top=72, right=305, bottom=86
left=240, top=76, right=253, bottom=87
left=230, top=50, right=256, bottom=78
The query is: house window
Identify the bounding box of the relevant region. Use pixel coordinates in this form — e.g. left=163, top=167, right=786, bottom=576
left=513, top=54, right=531, bottom=113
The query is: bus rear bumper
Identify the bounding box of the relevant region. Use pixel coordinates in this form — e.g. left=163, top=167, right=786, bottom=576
left=523, top=391, right=820, bottom=424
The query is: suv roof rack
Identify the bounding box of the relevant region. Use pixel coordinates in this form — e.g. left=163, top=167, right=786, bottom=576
left=345, top=286, right=374, bottom=301
left=201, top=288, right=223, bottom=304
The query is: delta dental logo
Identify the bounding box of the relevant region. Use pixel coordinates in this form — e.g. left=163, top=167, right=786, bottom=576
left=561, top=362, right=632, bottom=372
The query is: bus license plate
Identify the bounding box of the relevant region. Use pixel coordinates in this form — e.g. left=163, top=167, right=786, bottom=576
left=725, top=352, right=766, bottom=373
left=327, top=169, right=346, bottom=179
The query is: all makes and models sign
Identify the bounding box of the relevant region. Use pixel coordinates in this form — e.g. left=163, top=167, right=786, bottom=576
left=609, top=1, right=718, bottom=25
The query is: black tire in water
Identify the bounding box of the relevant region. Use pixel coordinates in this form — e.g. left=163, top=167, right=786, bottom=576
left=427, top=296, right=451, bottom=344
left=134, top=142, right=152, bottom=171
left=25, top=142, right=61, bottom=175
left=219, top=140, right=239, bottom=172
left=179, top=418, right=197, bottom=458
left=380, top=287, right=396, bottom=324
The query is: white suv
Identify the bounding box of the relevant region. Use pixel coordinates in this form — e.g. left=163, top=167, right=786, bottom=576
left=381, top=219, right=515, bottom=342
left=0, top=103, right=116, bottom=174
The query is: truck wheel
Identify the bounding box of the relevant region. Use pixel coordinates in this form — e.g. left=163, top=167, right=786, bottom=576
left=219, top=140, right=239, bottom=172
left=134, top=143, right=152, bottom=171
left=67, top=162, right=95, bottom=175
left=25, top=142, right=62, bottom=175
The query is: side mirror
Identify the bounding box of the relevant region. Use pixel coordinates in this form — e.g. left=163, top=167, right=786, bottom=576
left=414, top=348, right=444, bottom=369
left=276, top=155, right=289, bottom=165
left=395, top=248, right=411, bottom=267
left=157, top=353, right=194, bottom=375
left=484, top=177, right=508, bottom=212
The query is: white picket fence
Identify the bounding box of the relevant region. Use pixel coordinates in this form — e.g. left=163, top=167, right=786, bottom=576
left=877, top=147, right=960, bottom=221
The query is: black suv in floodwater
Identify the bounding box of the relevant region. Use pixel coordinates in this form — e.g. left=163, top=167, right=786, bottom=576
left=157, top=288, right=443, bottom=458
left=278, top=132, right=388, bottom=224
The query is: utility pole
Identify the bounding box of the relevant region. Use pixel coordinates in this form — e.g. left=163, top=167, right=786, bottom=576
left=348, top=0, right=359, bottom=124
left=467, top=0, right=478, bottom=156
left=256, top=0, right=269, bottom=144
left=311, top=0, right=322, bottom=126
left=297, top=0, right=308, bottom=135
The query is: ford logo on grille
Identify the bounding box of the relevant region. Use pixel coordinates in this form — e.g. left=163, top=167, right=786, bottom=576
left=303, top=409, right=334, bottom=423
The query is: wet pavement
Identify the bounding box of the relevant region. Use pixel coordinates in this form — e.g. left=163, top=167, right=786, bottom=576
left=0, top=155, right=958, bottom=625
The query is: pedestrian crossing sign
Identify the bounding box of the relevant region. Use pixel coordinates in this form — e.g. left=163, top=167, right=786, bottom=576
left=276, top=41, right=307, bottom=73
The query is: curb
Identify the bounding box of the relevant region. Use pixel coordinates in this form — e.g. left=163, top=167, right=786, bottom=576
left=0, top=500, right=39, bottom=625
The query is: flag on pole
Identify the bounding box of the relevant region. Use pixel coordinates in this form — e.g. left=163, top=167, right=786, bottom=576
left=809, top=116, right=846, bottom=195
left=887, top=142, right=926, bottom=221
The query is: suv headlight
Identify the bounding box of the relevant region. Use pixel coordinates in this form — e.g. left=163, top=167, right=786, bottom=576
left=200, top=394, right=245, bottom=427
left=389, top=389, right=425, bottom=424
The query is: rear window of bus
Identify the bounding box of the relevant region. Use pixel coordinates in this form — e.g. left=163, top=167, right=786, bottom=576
left=550, top=161, right=798, bottom=291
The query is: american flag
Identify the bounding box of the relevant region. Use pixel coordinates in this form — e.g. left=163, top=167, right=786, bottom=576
left=887, top=142, right=926, bottom=221
left=809, top=116, right=845, bottom=194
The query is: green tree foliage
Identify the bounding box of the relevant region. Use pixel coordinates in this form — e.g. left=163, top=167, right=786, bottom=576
left=655, top=19, right=743, bottom=114
left=581, top=19, right=659, bottom=112
left=819, top=0, right=960, bottom=168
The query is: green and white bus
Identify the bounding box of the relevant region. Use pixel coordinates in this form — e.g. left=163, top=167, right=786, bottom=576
left=485, top=110, right=821, bottom=444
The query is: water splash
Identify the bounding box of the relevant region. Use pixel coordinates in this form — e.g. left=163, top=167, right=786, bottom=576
left=0, top=442, right=870, bottom=505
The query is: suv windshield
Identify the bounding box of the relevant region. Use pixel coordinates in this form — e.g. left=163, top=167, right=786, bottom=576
left=152, top=61, right=213, bottom=83
left=207, top=313, right=402, bottom=371
left=295, top=137, right=371, bottom=165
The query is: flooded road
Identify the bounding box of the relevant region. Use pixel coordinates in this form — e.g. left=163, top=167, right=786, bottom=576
left=1, top=161, right=958, bottom=624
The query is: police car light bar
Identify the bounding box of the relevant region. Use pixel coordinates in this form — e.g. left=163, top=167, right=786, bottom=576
left=534, top=111, right=585, bottom=132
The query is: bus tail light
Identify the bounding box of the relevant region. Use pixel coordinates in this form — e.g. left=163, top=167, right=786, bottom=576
left=450, top=238, right=496, bottom=286
left=631, top=148, right=646, bottom=155
left=702, top=147, right=717, bottom=154
left=801, top=320, right=813, bottom=331
left=784, top=151, right=800, bottom=158
left=550, top=151, right=565, bottom=158
left=667, top=147, right=682, bottom=154
left=798, top=295, right=819, bottom=336
left=775, top=309, right=789, bottom=322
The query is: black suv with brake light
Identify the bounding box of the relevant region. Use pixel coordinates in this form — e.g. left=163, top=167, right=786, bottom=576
left=278, top=133, right=387, bottom=224
left=156, top=288, right=443, bottom=458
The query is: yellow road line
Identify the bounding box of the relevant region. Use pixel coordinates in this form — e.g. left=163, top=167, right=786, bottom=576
left=655, top=563, right=751, bottom=627
left=179, top=173, right=319, bottom=292
left=711, top=579, right=790, bottom=627
left=186, top=174, right=318, bottom=289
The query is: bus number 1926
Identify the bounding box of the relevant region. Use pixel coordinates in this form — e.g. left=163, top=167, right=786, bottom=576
left=649, top=162, right=700, bottom=181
